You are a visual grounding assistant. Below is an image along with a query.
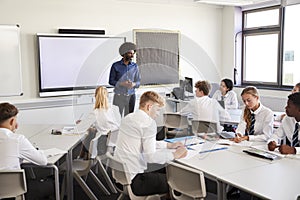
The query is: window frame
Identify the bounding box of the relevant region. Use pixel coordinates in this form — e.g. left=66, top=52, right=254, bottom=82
left=241, top=6, right=292, bottom=90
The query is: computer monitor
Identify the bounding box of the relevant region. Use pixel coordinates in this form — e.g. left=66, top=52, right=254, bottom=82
left=184, top=77, right=193, bottom=93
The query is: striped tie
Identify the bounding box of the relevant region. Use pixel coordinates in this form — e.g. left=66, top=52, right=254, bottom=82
left=246, top=113, right=255, bottom=136
left=292, top=123, right=299, bottom=147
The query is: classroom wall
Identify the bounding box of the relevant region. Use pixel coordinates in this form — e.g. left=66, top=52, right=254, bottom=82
left=0, top=0, right=226, bottom=101
left=0, top=0, right=288, bottom=123
left=0, top=0, right=230, bottom=123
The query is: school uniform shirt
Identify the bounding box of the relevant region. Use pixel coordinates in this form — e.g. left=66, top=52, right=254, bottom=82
left=94, top=105, right=121, bottom=134
left=268, top=116, right=300, bottom=154
left=179, top=95, right=231, bottom=133
left=0, top=128, right=47, bottom=170
left=236, top=104, right=274, bottom=142
left=114, top=109, right=174, bottom=180
left=212, top=90, right=238, bottom=110
left=77, top=105, right=121, bottom=135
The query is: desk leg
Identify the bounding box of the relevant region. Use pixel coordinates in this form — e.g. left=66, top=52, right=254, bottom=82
left=67, top=149, right=73, bottom=200
left=216, top=179, right=225, bottom=200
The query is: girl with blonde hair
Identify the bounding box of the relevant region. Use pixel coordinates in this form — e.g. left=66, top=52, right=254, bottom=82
left=77, top=86, right=121, bottom=158
left=93, top=86, right=121, bottom=133
left=233, top=86, right=274, bottom=142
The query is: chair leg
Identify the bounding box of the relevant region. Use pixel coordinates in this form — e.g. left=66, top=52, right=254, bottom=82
left=96, top=157, right=117, bottom=193
left=60, top=175, right=66, bottom=200
left=73, top=171, right=98, bottom=200
left=89, top=170, right=110, bottom=195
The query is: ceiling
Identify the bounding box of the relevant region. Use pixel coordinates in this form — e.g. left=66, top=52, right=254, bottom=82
left=116, top=0, right=281, bottom=7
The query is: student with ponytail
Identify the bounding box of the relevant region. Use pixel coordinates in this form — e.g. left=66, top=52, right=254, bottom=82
left=233, top=86, right=274, bottom=143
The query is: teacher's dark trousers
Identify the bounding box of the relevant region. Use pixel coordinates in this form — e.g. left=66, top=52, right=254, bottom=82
left=113, top=93, right=135, bottom=117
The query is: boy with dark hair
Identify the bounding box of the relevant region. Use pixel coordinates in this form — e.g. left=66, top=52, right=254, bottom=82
left=0, top=102, right=47, bottom=170
left=268, top=92, right=300, bottom=154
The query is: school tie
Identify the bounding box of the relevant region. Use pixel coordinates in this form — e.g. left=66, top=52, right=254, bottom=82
left=292, top=123, right=299, bottom=147
left=247, top=113, right=255, bottom=136
left=221, top=96, right=224, bottom=101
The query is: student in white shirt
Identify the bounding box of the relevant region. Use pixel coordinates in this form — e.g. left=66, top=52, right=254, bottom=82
left=179, top=80, right=231, bottom=133
left=77, top=86, right=121, bottom=158
left=212, top=78, right=238, bottom=109
left=275, top=82, right=300, bottom=121
left=0, top=103, right=47, bottom=170
left=114, top=91, right=187, bottom=196
left=268, top=92, right=300, bottom=154
left=233, top=86, right=274, bottom=143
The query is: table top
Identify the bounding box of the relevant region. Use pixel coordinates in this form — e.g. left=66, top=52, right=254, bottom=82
left=17, top=124, right=85, bottom=164
left=176, top=141, right=300, bottom=200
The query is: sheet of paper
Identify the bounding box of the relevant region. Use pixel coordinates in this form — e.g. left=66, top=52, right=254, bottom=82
left=43, top=148, right=67, bottom=158
left=177, top=149, right=199, bottom=160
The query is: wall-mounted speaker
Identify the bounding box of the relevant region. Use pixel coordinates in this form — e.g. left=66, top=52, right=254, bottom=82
left=58, top=28, right=105, bottom=35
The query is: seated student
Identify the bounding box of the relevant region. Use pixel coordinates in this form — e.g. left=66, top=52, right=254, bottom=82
left=212, top=78, right=238, bottom=109
left=275, top=82, right=300, bottom=121
left=179, top=80, right=231, bottom=133
left=114, top=91, right=187, bottom=196
left=0, top=103, right=47, bottom=170
left=268, top=92, right=300, bottom=154
left=233, top=86, right=274, bottom=143
left=77, top=86, right=121, bottom=157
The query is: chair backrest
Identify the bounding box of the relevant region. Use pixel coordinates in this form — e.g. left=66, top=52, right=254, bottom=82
left=191, top=120, right=217, bottom=134
left=106, top=152, right=131, bottom=186
left=0, top=138, right=19, bottom=170
left=163, top=113, right=189, bottom=129
left=166, top=162, right=206, bottom=199
left=89, top=131, right=110, bottom=159
left=0, top=169, right=27, bottom=199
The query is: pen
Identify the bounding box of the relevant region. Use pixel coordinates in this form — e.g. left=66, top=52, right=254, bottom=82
left=199, top=147, right=228, bottom=154
left=184, top=138, right=187, bottom=146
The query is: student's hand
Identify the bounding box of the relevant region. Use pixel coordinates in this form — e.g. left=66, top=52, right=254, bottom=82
left=279, top=145, right=296, bottom=154
left=268, top=141, right=278, bottom=151
left=231, top=133, right=248, bottom=143
left=173, top=146, right=188, bottom=159
left=167, top=142, right=184, bottom=149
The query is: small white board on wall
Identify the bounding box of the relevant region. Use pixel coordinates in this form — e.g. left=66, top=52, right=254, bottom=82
left=0, top=24, right=23, bottom=97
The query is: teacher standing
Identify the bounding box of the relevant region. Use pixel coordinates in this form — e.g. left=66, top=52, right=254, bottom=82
left=109, top=42, right=141, bottom=117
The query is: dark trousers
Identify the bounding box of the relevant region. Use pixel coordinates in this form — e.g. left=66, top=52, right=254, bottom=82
left=113, top=94, right=136, bottom=117
left=131, top=170, right=169, bottom=196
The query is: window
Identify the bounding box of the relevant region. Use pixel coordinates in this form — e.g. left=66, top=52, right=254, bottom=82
left=242, top=4, right=300, bottom=88
left=282, top=4, right=300, bottom=86
left=242, top=7, right=282, bottom=87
